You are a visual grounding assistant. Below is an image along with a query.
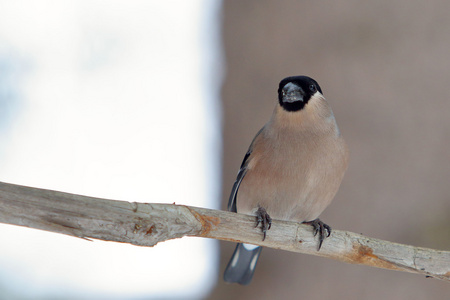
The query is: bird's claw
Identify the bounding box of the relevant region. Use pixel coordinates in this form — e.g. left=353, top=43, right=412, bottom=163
left=255, top=206, right=272, bottom=241
left=303, top=218, right=331, bottom=251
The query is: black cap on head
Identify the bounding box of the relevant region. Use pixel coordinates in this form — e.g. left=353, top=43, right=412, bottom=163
left=278, top=76, right=322, bottom=112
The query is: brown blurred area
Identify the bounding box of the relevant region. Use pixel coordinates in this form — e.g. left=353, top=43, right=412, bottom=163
left=208, top=0, right=450, bottom=299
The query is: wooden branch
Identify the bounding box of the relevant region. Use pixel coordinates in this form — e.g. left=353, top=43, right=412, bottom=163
left=0, top=181, right=449, bottom=282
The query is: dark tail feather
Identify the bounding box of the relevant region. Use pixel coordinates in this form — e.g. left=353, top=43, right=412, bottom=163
left=223, top=243, right=262, bottom=285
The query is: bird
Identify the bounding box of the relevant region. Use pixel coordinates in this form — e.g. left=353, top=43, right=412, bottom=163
left=223, top=75, right=349, bottom=285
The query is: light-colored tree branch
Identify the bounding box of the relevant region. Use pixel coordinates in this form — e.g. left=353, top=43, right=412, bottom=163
left=0, top=181, right=449, bottom=282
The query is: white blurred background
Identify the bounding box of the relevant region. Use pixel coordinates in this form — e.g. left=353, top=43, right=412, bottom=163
left=0, top=1, right=223, bottom=299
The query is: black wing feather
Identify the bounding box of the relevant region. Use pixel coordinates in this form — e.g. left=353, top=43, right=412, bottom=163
left=227, top=127, right=265, bottom=212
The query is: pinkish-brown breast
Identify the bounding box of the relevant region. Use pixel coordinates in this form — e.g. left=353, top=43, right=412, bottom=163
left=236, top=103, right=349, bottom=223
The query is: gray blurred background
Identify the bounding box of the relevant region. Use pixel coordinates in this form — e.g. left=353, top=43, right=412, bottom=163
left=210, top=0, right=450, bottom=298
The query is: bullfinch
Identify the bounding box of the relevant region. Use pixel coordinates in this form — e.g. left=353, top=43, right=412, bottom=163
left=223, top=76, right=349, bottom=285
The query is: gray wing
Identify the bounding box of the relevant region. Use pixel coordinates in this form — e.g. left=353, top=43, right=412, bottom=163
left=227, top=127, right=265, bottom=212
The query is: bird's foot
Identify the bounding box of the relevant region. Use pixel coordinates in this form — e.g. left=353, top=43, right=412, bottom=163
left=303, top=218, right=331, bottom=251
left=255, top=206, right=272, bottom=241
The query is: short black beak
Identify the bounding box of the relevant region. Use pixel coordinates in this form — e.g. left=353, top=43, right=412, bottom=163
left=282, top=83, right=304, bottom=103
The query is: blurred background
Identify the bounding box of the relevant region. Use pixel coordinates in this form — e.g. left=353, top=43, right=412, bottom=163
left=0, top=0, right=449, bottom=299
left=214, top=1, right=450, bottom=299
left=0, top=1, right=221, bottom=299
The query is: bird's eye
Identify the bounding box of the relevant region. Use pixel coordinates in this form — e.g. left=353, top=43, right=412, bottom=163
left=309, top=84, right=316, bottom=92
